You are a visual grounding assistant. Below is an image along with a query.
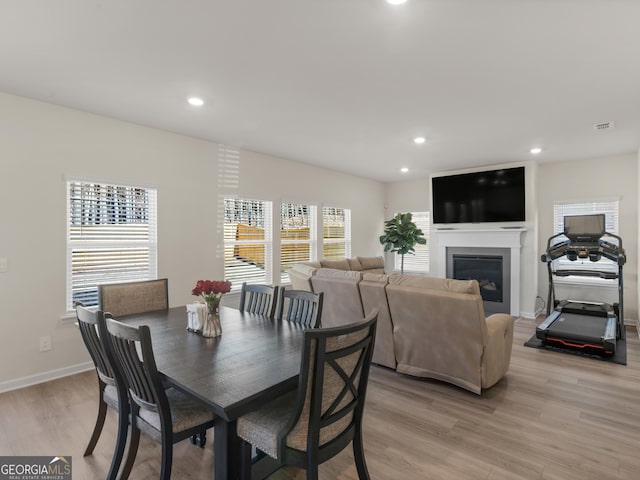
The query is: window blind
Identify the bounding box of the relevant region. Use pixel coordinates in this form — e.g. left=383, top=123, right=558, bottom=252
left=224, top=198, right=273, bottom=289
left=322, top=207, right=351, bottom=260
left=394, top=211, right=430, bottom=273
left=66, top=181, right=157, bottom=310
left=553, top=199, right=619, bottom=273
left=280, top=203, right=316, bottom=283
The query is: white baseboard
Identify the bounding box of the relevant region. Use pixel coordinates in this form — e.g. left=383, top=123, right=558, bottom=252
left=0, top=361, right=94, bottom=394
left=519, top=311, right=536, bottom=319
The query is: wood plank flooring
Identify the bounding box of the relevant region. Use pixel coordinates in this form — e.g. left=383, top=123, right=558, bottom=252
left=1, top=317, right=639, bottom=479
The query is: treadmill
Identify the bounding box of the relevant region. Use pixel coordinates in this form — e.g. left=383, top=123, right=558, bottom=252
left=536, top=214, right=626, bottom=354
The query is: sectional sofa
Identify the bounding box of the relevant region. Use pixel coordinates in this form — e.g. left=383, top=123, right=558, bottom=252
left=288, top=260, right=514, bottom=394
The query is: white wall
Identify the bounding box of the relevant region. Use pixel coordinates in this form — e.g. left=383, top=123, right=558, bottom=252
left=0, top=93, right=385, bottom=386
left=537, top=154, right=638, bottom=323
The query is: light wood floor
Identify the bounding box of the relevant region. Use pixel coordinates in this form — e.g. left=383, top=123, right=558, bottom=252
left=1, top=317, right=639, bottom=480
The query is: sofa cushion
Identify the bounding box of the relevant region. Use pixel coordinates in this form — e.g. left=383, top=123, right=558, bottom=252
left=347, top=257, right=363, bottom=271
left=358, top=256, right=384, bottom=270
left=388, top=274, right=480, bottom=295
left=315, top=268, right=362, bottom=280
left=320, top=259, right=350, bottom=270
left=362, top=273, right=388, bottom=283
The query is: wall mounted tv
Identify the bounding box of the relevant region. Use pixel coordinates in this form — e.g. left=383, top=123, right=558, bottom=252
left=432, top=166, right=525, bottom=224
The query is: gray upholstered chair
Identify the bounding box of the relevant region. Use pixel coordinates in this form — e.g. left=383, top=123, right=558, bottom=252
left=276, top=289, right=323, bottom=328
left=237, top=309, right=379, bottom=480
left=98, top=278, right=169, bottom=318
left=239, top=282, right=279, bottom=318
left=103, top=318, right=215, bottom=480
left=76, top=304, right=128, bottom=480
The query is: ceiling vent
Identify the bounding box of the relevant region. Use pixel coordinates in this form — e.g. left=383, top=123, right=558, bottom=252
left=593, top=121, right=615, bottom=131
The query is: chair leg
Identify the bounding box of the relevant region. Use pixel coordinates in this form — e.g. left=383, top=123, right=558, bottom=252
left=189, top=430, right=207, bottom=448
left=83, top=396, right=107, bottom=456
left=160, top=438, right=173, bottom=480
left=353, top=426, right=371, bottom=480
left=118, top=425, right=140, bottom=480
left=106, top=405, right=129, bottom=480
left=306, top=464, right=319, bottom=480
left=239, top=440, right=252, bottom=480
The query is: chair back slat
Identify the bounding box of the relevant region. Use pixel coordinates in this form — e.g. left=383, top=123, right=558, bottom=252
left=239, top=283, right=279, bottom=318
left=277, top=290, right=323, bottom=328
left=76, top=304, right=117, bottom=385
left=105, top=319, right=161, bottom=410
left=279, top=309, right=377, bottom=453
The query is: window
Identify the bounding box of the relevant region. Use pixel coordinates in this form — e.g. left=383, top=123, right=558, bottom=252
left=552, top=199, right=619, bottom=275
left=66, top=180, right=157, bottom=310
left=224, top=198, right=273, bottom=289
left=280, top=203, right=317, bottom=283
left=393, top=211, right=430, bottom=273
left=322, top=207, right=351, bottom=260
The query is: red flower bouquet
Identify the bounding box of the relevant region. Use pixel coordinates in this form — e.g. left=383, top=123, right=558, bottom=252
left=192, top=280, right=231, bottom=337
left=192, top=279, right=232, bottom=308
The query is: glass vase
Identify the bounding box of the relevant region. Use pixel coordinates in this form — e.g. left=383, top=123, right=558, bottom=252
left=202, top=298, right=222, bottom=337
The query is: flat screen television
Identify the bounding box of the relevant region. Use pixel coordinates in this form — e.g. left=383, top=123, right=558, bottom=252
left=432, top=166, right=525, bottom=224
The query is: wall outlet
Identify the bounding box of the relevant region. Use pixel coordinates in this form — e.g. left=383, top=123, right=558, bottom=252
left=39, top=336, right=52, bottom=352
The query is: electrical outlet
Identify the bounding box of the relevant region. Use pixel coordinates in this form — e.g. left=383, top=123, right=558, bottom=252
left=39, top=336, right=52, bottom=352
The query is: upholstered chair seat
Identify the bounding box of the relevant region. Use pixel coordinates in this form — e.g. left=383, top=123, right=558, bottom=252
left=237, top=309, right=379, bottom=480
left=103, top=318, right=215, bottom=479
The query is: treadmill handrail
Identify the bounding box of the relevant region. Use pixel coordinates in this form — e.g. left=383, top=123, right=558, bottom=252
left=553, top=269, right=619, bottom=280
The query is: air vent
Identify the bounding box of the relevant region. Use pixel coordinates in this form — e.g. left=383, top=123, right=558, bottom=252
left=593, top=121, right=615, bottom=131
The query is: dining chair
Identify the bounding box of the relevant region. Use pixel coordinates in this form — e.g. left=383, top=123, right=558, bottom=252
left=237, top=308, right=379, bottom=480
left=239, top=282, right=279, bottom=319
left=102, top=318, right=215, bottom=480
left=98, top=278, right=169, bottom=318
left=276, top=289, right=323, bottom=328
left=75, top=303, right=128, bottom=480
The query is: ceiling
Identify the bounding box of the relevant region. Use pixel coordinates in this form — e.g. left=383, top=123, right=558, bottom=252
left=2, top=0, right=640, bottom=182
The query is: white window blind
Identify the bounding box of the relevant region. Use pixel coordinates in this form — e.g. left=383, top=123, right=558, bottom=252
left=66, top=181, right=157, bottom=310
left=280, top=203, right=317, bottom=284
left=322, top=207, right=351, bottom=260
left=552, top=199, right=619, bottom=273
left=224, top=198, right=273, bottom=289
left=394, top=211, right=430, bottom=273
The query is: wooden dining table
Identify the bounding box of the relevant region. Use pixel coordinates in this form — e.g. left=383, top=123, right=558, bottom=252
left=119, top=305, right=306, bottom=480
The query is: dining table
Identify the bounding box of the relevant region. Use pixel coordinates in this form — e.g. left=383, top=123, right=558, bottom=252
left=119, top=305, right=306, bottom=480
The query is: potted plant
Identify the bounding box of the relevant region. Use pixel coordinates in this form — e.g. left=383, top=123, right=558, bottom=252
left=379, top=212, right=426, bottom=274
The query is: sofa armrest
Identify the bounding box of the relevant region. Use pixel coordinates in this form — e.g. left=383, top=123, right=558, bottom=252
left=481, top=314, right=515, bottom=389
left=288, top=264, right=318, bottom=291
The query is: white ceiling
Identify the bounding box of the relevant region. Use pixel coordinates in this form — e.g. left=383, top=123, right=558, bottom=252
left=2, top=0, right=639, bottom=182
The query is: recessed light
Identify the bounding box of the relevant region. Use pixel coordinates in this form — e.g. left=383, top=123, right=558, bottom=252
left=401, top=167, right=409, bottom=173
left=414, top=137, right=426, bottom=144
left=530, top=147, right=542, bottom=154
left=188, top=97, right=204, bottom=107
left=387, top=0, right=408, bottom=4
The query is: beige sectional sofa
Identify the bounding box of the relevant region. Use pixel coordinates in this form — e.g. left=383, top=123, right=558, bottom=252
left=288, top=256, right=385, bottom=291
left=290, top=261, right=514, bottom=394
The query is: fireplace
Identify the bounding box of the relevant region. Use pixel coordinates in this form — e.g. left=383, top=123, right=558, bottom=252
left=446, top=247, right=511, bottom=314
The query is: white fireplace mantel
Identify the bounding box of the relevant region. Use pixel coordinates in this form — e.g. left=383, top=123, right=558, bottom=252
left=434, top=227, right=526, bottom=316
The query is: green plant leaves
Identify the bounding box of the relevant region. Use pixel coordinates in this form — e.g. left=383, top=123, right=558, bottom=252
left=379, top=212, right=427, bottom=273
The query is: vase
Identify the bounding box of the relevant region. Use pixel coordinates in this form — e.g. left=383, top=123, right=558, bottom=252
left=202, top=299, right=222, bottom=337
